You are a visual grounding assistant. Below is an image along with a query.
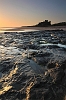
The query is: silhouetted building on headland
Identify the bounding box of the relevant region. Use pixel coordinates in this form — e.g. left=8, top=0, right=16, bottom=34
left=27, top=20, right=66, bottom=27
left=35, top=20, right=51, bottom=27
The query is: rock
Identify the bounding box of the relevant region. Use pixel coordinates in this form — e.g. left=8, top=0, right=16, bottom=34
left=48, top=68, right=64, bottom=83
left=0, top=30, right=66, bottom=100
left=29, top=88, right=49, bottom=100
left=60, top=60, right=66, bottom=70
left=0, top=72, right=2, bottom=78
left=28, top=44, right=39, bottom=49
left=0, top=59, right=14, bottom=73
left=47, top=62, right=56, bottom=69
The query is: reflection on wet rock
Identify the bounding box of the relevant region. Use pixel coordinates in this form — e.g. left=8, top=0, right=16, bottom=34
left=0, top=30, right=66, bottom=100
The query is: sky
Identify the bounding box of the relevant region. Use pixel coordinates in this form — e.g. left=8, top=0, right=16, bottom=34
left=0, top=0, right=66, bottom=27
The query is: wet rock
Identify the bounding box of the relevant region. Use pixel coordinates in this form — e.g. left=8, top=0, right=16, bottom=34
left=8, top=39, right=14, bottom=43
left=60, top=60, right=66, bottom=70
left=61, top=39, right=66, bottom=45
left=32, top=52, right=52, bottom=66
left=47, top=62, right=56, bottom=69
left=0, top=59, right=14, bottom=73
left=29, top=88, right=49, bottom=100
left=36, top=52, right=52, bottom=57
left=47, top=45, right=60, bottom=49
left=48, top=68, right=65, bottom=83
left=29, top=68, right=66, bottom=100
left=0, top=30, right=66, bottom=100
left=33, top=57, right=49, bottom=66
left=28, top=44, right=39, bottom=49
left=0, top=72, right=2, bottom=78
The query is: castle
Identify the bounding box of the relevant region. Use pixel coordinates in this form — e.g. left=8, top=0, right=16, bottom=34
left=35, top=20, right=51, bottom=27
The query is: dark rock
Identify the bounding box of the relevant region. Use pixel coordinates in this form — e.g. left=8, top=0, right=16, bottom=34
left=60, top=60, right=66, bottom=70
left=36, top=52, right=52, bottom=57
left=48, top=68, right=65, bottom=83
left=28, top=44, right=39, bottom=49
left=47, top=62, right=56, bottom=69
left=32, top=57, right=49, bottom=66
left=29, top=88, right=49, bottom=100
left=0, top=59, right=14, bottom=73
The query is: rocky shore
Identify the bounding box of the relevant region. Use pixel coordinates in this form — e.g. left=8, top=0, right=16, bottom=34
left=0, top=30, right=66, bottom=100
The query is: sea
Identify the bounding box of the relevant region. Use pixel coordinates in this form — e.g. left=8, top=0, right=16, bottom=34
left=0, top=27, right=39, bottom=33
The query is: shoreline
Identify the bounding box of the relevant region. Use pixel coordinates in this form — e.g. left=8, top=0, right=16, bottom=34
left=0, top=26, right=66, bottom=32
left=23, top=26, right=66, bottom=31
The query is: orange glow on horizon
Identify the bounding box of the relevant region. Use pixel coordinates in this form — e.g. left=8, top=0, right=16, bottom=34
left=0, top=14, right=61, bottom=27
left=0, top=19, right=36, bottom=27
left=0, top=14, right=38, bottom=27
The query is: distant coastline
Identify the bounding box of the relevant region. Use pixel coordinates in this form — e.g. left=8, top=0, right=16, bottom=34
left=27, top=20, right=66, bottom=27
left=1, top=20, right=66, bottom=32
left=4, top=26, right=66, bottom=32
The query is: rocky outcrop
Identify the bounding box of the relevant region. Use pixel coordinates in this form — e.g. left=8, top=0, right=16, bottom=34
left=0, top=30, right=66, bottom=100
left=29, top=60, right=66, bottom=100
